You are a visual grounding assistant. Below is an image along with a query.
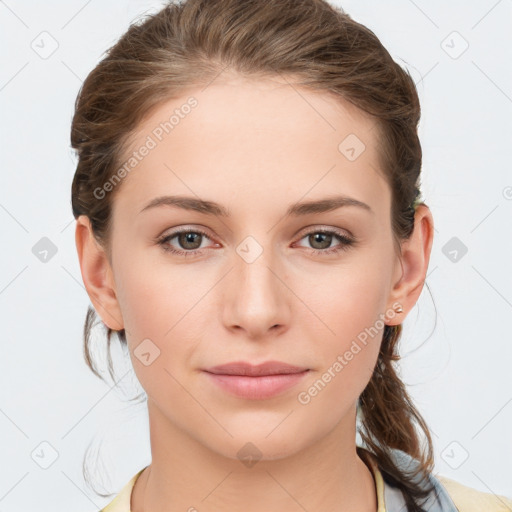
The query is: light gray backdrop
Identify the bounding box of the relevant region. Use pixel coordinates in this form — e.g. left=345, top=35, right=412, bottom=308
left=1, top=1, right=511, bottom=511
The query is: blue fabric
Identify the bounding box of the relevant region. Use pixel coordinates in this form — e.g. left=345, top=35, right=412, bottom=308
left=383, top=447, right=459, bottom=511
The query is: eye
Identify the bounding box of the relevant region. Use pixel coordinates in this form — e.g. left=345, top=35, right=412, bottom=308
left=156, top=226, right=356, bottom=258
left=156, top=228, right=216, bottom=258
left=294, top=228, right=356, bottom=256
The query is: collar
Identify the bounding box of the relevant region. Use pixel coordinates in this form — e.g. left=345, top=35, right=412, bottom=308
left=100, top=467, right=143, bottom=512
left=358, top=446, right=459, bottom=512
left=358, top=447, right=388, bottom=512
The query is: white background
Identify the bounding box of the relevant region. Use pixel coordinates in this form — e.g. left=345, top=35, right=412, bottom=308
left=1, top=1, right=511, bottom=510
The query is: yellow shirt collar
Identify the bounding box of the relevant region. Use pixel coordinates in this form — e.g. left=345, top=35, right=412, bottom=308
left=358, top=447, right=387, bottom=512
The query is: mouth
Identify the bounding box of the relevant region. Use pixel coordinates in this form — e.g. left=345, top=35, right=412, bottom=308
left=203, top=360, right=309, bottom=377
left=202, top=361, right=310, bottom=400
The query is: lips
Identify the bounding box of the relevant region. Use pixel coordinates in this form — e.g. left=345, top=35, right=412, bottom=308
left=203, top=360, right=309, bottom=377
left=202, top=361, right=310, bottom=399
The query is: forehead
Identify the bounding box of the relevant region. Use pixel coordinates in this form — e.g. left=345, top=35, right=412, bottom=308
left=112, top=73, right=390, bottom=222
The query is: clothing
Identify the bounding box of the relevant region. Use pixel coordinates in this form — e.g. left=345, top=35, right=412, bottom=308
left=99, top=446, right=512, bottom=511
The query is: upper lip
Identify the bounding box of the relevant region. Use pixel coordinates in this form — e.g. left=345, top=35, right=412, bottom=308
left=203, top=361, right=309, bottom=377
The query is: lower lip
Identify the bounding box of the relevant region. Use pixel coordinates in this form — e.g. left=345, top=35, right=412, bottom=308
left=203, top=370, right=310, bottom=400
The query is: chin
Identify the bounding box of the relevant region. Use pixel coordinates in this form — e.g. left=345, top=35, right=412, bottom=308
left=201, top=426, right=314, bottom=464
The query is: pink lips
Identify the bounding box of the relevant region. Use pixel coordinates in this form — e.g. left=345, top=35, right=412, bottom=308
left=202, top=361, right=310, bottom=400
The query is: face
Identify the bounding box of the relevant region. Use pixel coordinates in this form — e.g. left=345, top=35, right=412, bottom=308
left=91, top=73, right=410, bottom=461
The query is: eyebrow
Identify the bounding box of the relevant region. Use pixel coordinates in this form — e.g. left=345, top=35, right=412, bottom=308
left=139, top=194, right=373, bottom=217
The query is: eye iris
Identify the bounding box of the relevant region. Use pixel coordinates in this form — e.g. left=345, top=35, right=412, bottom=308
left=179, top=232, right=202, bottom=249
left=310, top=232, right=332, bottom=249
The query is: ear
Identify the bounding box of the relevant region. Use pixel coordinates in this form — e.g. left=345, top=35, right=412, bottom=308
left=75, top=215, right=124, bottom=331
left=385, top=204, right=434, bottom=325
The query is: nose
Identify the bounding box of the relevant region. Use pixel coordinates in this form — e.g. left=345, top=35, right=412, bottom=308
left=222, top=243, right=291, bottom=340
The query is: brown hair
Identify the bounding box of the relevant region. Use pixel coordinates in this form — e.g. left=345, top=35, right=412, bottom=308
left=71, top=0, right=436, bottom=509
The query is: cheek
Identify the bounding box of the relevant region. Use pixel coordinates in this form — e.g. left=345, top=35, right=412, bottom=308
left=296, top=303, right=383, bottom=421
left=112, top=254, right=208, bottom=394
left=296, top=257, right=390, bottom=346
left=291, top=258, right=389, bottom=405
left=114, top=247, right=197, bottom=339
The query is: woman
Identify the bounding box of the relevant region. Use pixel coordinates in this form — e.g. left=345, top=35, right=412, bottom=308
left=71, top=0, right=512, bottom=510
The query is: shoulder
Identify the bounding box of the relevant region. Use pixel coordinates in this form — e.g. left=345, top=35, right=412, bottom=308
left=379, top=446, right=512, bottom=512
left=436, top=474, right=512, bottom=512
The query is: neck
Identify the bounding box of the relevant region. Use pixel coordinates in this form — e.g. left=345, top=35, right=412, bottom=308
left=131, top=400, right=377, bottom=512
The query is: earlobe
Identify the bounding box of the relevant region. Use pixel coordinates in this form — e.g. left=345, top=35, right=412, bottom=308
left=75, top=215, right=124, bottom=331
left=385, top=205, right=434, bottom=325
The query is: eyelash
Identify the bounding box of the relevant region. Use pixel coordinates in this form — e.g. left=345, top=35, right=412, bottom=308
left=156, top=227, right=356, bottom=258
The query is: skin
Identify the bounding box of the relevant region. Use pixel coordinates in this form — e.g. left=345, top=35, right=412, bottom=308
left=75, top=73, right=434, bottom=512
